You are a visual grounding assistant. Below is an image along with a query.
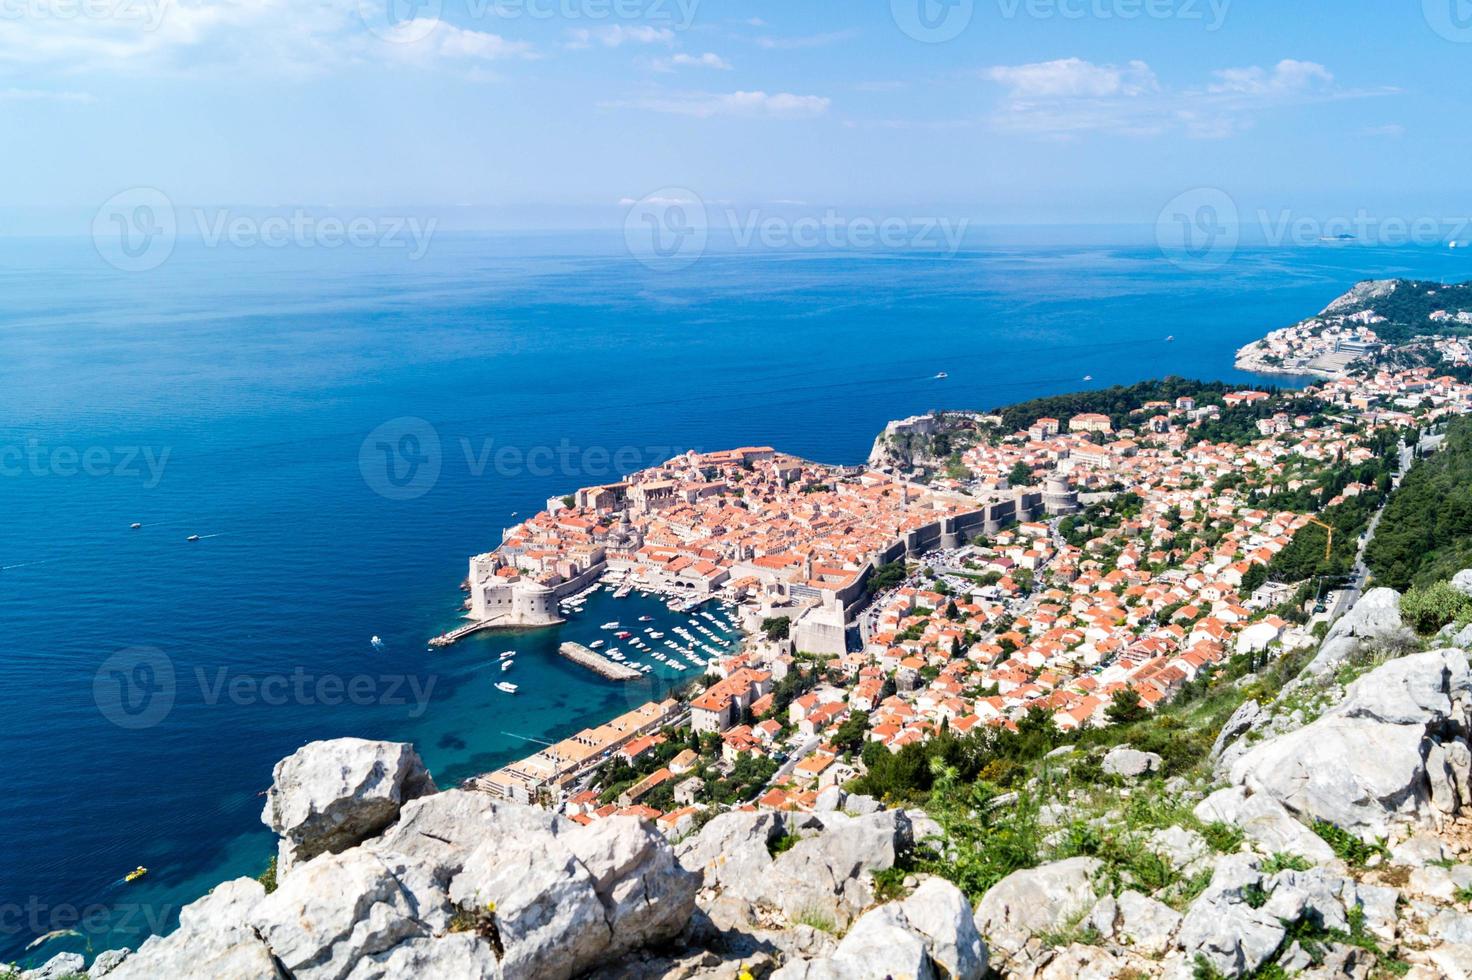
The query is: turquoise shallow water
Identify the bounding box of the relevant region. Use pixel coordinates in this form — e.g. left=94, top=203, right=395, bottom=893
left=1, top=230, right=1468, bottom=965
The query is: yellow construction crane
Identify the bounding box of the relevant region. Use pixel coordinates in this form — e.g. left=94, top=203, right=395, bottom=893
left=1306, top=517, right=1334, bottom=561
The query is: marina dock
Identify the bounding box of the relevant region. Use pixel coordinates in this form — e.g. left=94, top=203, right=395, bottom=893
left=429, top=618, right=501, bottom=648
left=559, top=642, right=642, bottom=681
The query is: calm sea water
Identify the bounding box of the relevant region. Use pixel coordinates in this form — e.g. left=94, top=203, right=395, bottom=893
left=2, top=230, right=1468, bottom=964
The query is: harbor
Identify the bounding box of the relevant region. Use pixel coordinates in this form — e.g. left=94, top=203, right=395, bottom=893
left=558, top=641, right=642, bottom=681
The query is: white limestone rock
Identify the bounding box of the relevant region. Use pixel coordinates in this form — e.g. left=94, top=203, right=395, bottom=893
left=106, top=878, right=282, bottom=980
left=563, top=816, right=699, bottom=958
left=21, top=953, right=85, bottom=980
left=676, top=810, right=781, bottom=895
left=248, top=849, right=440, bottom=980
left=1452, top=569, right=1472, bottom=598
left=1111, top=889, right=1182, bottom=956
left=1193, top=786, right=1336, bottom=862
left=973, top=857, right=1100, bottom=956
left=449, top=835, right=611, bottom=980
left=761, top=811, right=911, bottom=928
left=897, top=878, right=988, bottom=980
left=262, top=738, right=436, bottom=876
left=1103, top=746, right=1162, bottom=778
left=342, top=934, right=500, bottom=980
left=87, top=948, right=130, bottom=977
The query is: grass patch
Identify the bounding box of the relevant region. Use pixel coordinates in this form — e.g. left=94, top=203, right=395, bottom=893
left=1261, top=852, right=1314, bottom=874
left=1311, top=820, right=1389, bottom=868
left=257, top=855, right=278, bottom=894
left=794, top=907, right=838, bottom=934
left=1200, top=821, right=1245, bottom=854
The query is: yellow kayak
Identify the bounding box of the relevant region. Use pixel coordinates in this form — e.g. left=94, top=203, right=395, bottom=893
left=125, top=866, right=148, bottom=883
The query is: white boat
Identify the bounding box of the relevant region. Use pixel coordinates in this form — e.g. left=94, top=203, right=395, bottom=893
left=501, top=660, right=514, bottom=671
left=499, top=650, right=516, bottom=660
left=187, top=534, right=200, bottom=542
left=495, top=681, right=518, bottom=694
left=371, top=636, right=385, bottom=650
left=1083, top=375, right=1093, bottom=381
left=589, top=640, right=605, bottom=649
left=934, top=371, right=948, bottom=379
left=600, top=621, right=620, bottom=630
left=639, top=615, right=653, bottom=622
left=130, top=522, right=142, bottom=529
left=650, top=631, right=664, bottom=638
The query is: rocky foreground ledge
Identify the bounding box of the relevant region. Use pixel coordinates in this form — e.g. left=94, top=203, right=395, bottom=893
left=25, top=578, right=1472, bottom=979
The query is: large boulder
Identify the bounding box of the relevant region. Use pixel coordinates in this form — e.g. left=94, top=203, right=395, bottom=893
left=248, top=848, right=445, bottom=980
left=1194, top=787, right=1332, bottom=862
left=21, top=953, right=85, bottom=980
left=760, top=810, right=912, bottom=928
left=107, top=878, right=284, bottom=980
left=1210, top=699, right=1264, bottom=766
left=369, top=788, right=565, bottom=880
left=1452, top=569, right=1472, bottom=598
left=897, top=878, right=989, bottom=980
left=1303, top=587, right=1415, bottom=676
left=772, top=899, right=953, bottom=980
left=262, top=739, right=436, bottom=875
left=562, top=816, right=700, bottom=958
left=676, top=809, right=782, bottom=895
left=1177, top=865, right=1286, bottom=979
left=1227, top=648, right=1472, bottom=840
left=1102, top=746, right=1162, bottom=779
left=973, top=857, right=1100, bottom=956
left=449, top=834, right=611, bottom=980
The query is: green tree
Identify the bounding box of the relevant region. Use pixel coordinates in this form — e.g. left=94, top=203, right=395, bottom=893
left=1105, top=687, right=1148, bottom=726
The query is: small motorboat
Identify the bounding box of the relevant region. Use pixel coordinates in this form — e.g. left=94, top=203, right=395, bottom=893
left=499, top=650, right=516, bottom=660
left=495, top=681, right=518, bottom=694
left=1082, top=375, right=1093, bottom=381
left=616, top=631, right=632, bottom=639
left=589, top=639, right=605, bottom=649
left=186, top=534, right=200, bottom=542
left=934, top=371, right=948, bottom=380
left=500, top=660, right=513, bottom=671
left=370, top=636, right=385, bottom=650
left=600, top=621, right=620, bottom=630
left=1165, top=335, right=1175, bottom=342
left=130, top=523, right=142, bottom=529
left=639, top=615, right=653, bottom=622
left=125, top=866, right=148, bottom=883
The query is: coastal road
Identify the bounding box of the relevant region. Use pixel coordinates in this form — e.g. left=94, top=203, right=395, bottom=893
left=1327, top=439, right=1419, bottom=623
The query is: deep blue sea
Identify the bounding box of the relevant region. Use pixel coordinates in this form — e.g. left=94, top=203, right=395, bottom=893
left=2, top=228, right=1468, bottom=965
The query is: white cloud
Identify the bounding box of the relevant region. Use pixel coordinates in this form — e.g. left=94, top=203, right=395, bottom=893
left=650, top=52, right=733, bottom=72
left=985, top=58, right=1158, bottom=99
left=755, top=29, right=858, bottom=50
left=604, top=90, right=830, bottom=119
left=1208, top=59, right=1333, bottom=96
left=566, top=25, right=675, bottom=49
left=1361, top=123, right=1405, bottom=138
left=981, top=57, right=1390, bottom=140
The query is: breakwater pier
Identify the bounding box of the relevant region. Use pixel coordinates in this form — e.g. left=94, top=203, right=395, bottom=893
left=558, top=642, right=642, bottom=681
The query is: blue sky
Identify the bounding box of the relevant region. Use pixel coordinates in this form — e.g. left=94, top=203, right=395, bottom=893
left=3, top=0, right=1470, bottom=226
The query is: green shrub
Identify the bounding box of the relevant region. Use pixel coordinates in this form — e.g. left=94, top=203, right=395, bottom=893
left=1261, top=852, right=1313, bottom=874
left=1400, top=581, right=1472, bottom=635
left=1200, top=821, right=1244, bottom=854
